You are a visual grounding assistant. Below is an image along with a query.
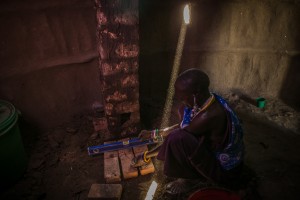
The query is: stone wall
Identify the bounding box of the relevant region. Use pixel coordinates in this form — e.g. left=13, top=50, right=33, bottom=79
left=95, top=0, right=140, bottom=137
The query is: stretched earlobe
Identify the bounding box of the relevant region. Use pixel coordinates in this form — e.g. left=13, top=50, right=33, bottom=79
left=193, top=94, right=199, bottom=112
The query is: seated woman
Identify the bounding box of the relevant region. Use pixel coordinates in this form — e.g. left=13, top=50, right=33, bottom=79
left=132, top=68, right=244, bottom=195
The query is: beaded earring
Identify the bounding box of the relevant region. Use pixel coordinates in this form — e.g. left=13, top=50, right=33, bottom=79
left=191, top=94, right=200, bottom=118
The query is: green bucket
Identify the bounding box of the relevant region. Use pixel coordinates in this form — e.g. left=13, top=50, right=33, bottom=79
left=256, top=97, right=266, bottom=108
left=0, top=100, right=27, bottom=190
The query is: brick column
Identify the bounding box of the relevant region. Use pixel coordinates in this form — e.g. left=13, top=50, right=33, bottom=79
left=95, top=0, right=140, bottom=138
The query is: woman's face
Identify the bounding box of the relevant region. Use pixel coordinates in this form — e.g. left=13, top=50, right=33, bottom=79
left=174, top=80, right=194, bottom=108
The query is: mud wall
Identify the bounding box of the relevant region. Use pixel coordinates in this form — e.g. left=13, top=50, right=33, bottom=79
left=1, top=0, right=299, bottom=130
left=139, top=0, right=300, bottom=126
left=182, top=0, right=300, bottom=105
left=0, top=0, right=101, bottom=129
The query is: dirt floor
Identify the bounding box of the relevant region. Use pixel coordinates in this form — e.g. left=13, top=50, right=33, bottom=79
left=0, top=93, right=300, bottom=200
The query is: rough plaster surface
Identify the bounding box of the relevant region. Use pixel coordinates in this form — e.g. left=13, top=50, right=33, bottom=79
left=1, top=60, right=101, bottom=129
left=0, top=0, right=100, bottom=129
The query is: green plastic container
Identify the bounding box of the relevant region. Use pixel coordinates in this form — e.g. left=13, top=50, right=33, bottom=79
left=0, top=100, right=27, bottom=189
left=256, top=97, right=266, bottom=108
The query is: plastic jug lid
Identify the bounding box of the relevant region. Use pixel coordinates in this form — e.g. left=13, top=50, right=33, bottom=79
left=0, top=100, right=16, bottom=130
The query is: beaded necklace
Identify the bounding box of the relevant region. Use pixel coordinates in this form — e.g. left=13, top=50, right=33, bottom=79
left=190, top=94, right=215, bottom=120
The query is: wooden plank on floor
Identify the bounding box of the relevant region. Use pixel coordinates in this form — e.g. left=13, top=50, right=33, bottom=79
left=118, top=138, right=138, bottom=179
left=104, top=141, right=119, bottom=160
left=132, top=144, right=155, bottom=175
left=88, top=183, right=122, bottom=200
left=104, top=141, right=121, bottom=183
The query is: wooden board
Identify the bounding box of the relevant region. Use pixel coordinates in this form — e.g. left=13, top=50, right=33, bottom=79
left=118, top=138, right=138, bottom=179
left=88, top=184, right=122, bottom=200
left=132, top=144, right=155, bottom=175
left=104, top=141, right=121, bottom=183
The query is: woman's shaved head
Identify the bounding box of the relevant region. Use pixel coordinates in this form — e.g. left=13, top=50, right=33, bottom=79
left=175, top=68, right=210, bottom=94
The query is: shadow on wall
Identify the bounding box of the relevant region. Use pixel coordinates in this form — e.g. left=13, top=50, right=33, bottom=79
left=279, top=4, right=300, bottom=112
left=280, top=54, right=300, bottom=134
left=279, top=6, right=300, bottom=132
left=280, top=55, right=300, bottom=111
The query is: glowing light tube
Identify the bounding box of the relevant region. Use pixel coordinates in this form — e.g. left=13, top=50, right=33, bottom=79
left=183, top=4, right=191, bottom=24
left=145, top=181, right=158, bottom=200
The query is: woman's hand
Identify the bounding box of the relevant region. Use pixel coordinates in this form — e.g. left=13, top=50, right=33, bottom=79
left=138, top=130, right=152, bottom=140
left=131, top=153, right=149, bottom=167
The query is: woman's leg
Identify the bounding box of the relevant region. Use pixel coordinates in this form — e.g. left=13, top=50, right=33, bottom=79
left=157, top=128, right=201, bottom=179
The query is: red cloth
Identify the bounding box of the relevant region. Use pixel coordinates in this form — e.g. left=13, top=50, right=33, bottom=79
left=188, top=188, right=241, bottom=200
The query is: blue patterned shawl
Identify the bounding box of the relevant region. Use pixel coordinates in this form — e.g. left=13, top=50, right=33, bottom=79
left=180, top=93, right=244, bottom=170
